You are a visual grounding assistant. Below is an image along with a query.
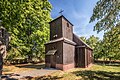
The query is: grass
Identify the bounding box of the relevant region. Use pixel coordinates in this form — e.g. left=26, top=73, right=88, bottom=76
left=34, top=63, right=120, bottom=80
left=3, top=63, right=45, bottom=75
left=2, top=63, right=120, bottom=80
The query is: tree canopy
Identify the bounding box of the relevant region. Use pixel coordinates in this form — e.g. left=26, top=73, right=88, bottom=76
left=0, top=0, right=52, bottom=60
left=89, top=0, right=120, bottom=60
left=90, top=0, right=120, bottom=32
left=102, top=26, right=120, bottom=60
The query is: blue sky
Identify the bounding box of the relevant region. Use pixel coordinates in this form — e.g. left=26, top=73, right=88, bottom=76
left=49, top=0, right=104, bottom=39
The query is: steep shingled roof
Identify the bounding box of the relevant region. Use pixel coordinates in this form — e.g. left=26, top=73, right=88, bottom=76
left=73, top=33, right=93, bottom=50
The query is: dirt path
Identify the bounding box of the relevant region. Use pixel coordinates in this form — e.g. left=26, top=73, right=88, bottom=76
left=2, top=63, right=59, bottom=80
left=16, top=68, right=58, bottom=79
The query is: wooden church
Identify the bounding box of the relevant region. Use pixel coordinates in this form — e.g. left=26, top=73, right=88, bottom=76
left=45, top=15, right=93, bottom=71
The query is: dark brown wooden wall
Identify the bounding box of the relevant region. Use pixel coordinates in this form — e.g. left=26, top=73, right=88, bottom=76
left=50, top=17, right=62, bottom=40
left=45, top=41, right=63, bottom=64
left=75, top=47, right=93, bottom=68
left=62, top=17, right=73, bottom=40
left=75, top=47, right=85, bottom=67
left=85, top=48, right=92, bottom=67
left=63, top=42, right=75, bottom=65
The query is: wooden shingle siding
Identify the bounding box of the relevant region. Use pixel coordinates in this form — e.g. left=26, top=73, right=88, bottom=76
left=50, top=17, right=62, bottom=40
left=75, top=47, right=86, bottom=67
left=62, top=17, right=73, bottom=40
left=45, top=41, right=63, bottom=65
left=63, top=42, right=75, bottom=65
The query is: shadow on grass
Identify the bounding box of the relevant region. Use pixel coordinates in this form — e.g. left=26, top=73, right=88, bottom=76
left=105, top=64, right=120, bottom=67
left=2, top=73, right=20, bottom=80
left=72, top=70, right=120, bottom=80
left=15, top=63, right=45, bottom=69
left=22, top=75, right=63, bottom=80
left=95, top=62, right=120, bottom=67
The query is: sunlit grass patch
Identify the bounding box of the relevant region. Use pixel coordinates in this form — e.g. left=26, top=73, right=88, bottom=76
left=2, top=63, right=120, bottom=80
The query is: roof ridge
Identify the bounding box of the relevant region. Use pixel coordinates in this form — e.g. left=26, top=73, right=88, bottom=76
left=49, top=15, right=74, bottom=26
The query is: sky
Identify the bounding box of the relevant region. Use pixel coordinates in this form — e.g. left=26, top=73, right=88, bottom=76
left=49, top=0, right=104, bottom=39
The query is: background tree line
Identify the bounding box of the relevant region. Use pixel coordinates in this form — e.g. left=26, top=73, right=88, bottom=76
left=80, top=27, right=120, bottom=61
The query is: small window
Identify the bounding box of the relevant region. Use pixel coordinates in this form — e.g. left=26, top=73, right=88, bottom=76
left=67, top=23, right=69, bottom=27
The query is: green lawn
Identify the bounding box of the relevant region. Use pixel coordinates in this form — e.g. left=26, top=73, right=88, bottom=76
left=34, top=63, right=120, bottom=80
left=3, top=63, right=120, bottom=80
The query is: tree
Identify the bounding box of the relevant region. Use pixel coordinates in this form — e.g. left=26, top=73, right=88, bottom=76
left=90, top=0, right=120, bottom=60
left=0, top=0, right=52, bottom=60
left=90, top=0, right=120, bottom=32
left=86, top=35, right=101, bottom=60
left=93, top=40, right=105, bottom=60
left=102, top=26, right=120, bottom=60
left=80, top=36, right=87, bottom=43
left=87, top=35, right=99, bottom=49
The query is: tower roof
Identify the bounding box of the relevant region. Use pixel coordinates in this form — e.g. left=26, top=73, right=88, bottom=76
left=49, top=15, right=74, bottom=26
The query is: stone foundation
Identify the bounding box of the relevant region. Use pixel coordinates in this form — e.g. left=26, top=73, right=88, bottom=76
left=85, top=63, right=93, bottom=68
left=63, top=63, right=74, bottom=71
left=46, top=63, right=92, bottom=70
left=56, top=63, right=74, bottom=71
left=56, top=64, right=63, bottom=70
left=87, top=63, right=93, bottom=68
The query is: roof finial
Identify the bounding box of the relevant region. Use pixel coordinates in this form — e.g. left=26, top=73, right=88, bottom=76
left=59, top=9, right=64, bottom=15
